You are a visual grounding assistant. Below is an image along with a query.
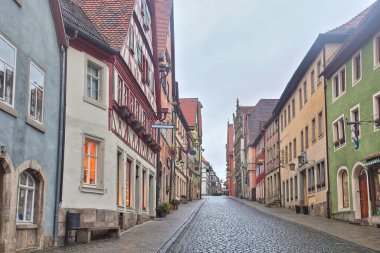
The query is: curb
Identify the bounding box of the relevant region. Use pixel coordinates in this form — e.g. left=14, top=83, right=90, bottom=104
left=230, top=197, right=380, bottom=252
left=158, top=198, right=207, bottom=253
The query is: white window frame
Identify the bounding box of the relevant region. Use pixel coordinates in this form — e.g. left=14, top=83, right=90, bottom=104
left=332, top=114, right=346, bottom=151
left=17, top=172, right=36, bottom=223
left=332, top=66, right=346, bottom=103
left=28, top=61, right=45, bottom=124
left=337, top=167, right=350, bottom=211
left=81, top=135, right=105, bottom=193
left=87, top=62, right=101, bottom=101
left=83, top=55, right=107, bottom=110
left=0, top=34, right=17, bottom=108
left=350, top=104, right=361, bottom=139
left=373, top=90, right=380, bottom=132
left=373, top=32, right=380, bottom=69
left=352, top=50, right=362, bottom=86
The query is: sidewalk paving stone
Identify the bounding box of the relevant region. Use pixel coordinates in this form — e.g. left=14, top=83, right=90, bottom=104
left=39, top=199, right=204, bottom=253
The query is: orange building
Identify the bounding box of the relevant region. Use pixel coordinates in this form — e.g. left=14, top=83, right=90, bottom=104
left=226, top=122, right=234, bottom=196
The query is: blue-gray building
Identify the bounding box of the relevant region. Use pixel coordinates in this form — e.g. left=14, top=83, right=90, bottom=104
left=0, top=0, right=66, bottom=251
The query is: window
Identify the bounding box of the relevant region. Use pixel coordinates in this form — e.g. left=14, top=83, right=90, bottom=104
left=123, top=83, right=129, bottom=106
left=288, top=104, right=291, bottom=123
left=286, top=180, right=289, bottom=202
left=290, top=178, right=293, bottom=200
left=28, top=63, right=45, bottom=123
left=303, top=81, right=307, bottom=103
left=116, top=75, right=122, bottom=105
left=129, top=27, right=135, bottom=53
left=137, top=43, right=142, bottom=68
left=317, top=60, right=322, bottom=86
left=293, top=138, right=296, bottom=158
left=83, top=138, right=102, bottom=187
left=135, top=102, right=140, bottom=120
left=333, top=116, right=346, bottom=149
left=342, top=170, right=349, bottom=208
left=17, top=172, right=35, bottom=222
left=333, top=67, right=346, bottom=100
left=374, top=92, right=380, bottom=131
left=117, top=151, right=123, bottom=207
left=280, top=114, right=283, bottom=131
left=374, top=34, right=380, bottom=67
left=284, top=110, right=287, bottom=127
left=142, top=170, right=147, bottom=210
left=318, top=112, right=323, bottom=137
left=305, top=126, right=309, bottom=148
left=87, top=63, right=101, bottom=101
left=285, top=146, right=288, bottom=164
left=0, top=36, right=16, bottom=106
left=350, top=106, right=360, bottom=137
left=316, top=161, right=325, bottom=190
left=312, top=118, right=316, bottom=142
left=289, top=142, right=292, bottom=161
left=294, top=176, right=298, bottom=199
left=300, top=130, right=304, bottom=152
left=352, top=51, right=362, bottom=84
left=299, top=88, right=302, bottom=109
left=308, top=167, right=315, bottom=193
left=292, top=98, right=295, bottom=118
left=130, top=95, right=135, bottom=113
left=310, top=70, right=315, bottom=93
left=126, top=159, right=132, bottom=207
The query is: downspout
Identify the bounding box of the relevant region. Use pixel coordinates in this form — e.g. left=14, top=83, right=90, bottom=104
left=323, top=45, right=331, bottom=219
left=53, top=44, right=67, bottom=246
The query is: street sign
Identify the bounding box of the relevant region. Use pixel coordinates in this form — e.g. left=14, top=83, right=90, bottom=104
left=151, top=124, right=174, bottom=129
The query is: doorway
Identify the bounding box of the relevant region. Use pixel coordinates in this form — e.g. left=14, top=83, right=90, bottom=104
left=358, top=170, right=369, bottom=218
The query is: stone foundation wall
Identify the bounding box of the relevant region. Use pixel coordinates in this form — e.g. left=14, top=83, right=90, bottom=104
left=310, top=202, right=327, bottom=218
left=137, top=213, right=150, bottom=225
left=331, top=211, right=355, bottom=222
left=57, top=208, right=139, bottom=246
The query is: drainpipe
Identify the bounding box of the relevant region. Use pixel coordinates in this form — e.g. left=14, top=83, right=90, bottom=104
left=53, top=44, right=67, bottom=246
left=323, top=46, right=331, bottom=219
left=155, top=129, right=161, bottom=208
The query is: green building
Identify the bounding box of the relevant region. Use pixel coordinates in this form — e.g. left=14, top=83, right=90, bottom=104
left=324, top=1, right=380, bottom=226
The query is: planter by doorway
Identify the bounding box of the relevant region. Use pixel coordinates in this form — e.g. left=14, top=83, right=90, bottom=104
left=295, top=205, right=301, bottom=214
left=302, top=205, right=309, bottom=215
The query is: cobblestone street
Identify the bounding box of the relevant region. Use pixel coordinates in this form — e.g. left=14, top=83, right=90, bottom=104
left=168, top=196, right=379, bottom=253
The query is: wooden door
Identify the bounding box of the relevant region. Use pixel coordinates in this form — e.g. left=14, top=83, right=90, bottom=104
left=359, top=173, right=369, bottom=218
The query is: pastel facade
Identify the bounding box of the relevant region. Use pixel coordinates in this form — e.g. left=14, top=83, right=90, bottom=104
left=226, top=123, right=235, bottom=196
left=274, top=31, right=352, bottom=217
left=324, top=1, right=380, bottom=226
left=0, top=0, right=66, bottom=251
left=58, top=0, right=159, bottom=244
left=233, top=100, right=253, bottom=198
left=264, top=117, right=281, bottom=206
left=246, top=99, right=278, bottom=201
left=155, top=0, right=175, bottom=204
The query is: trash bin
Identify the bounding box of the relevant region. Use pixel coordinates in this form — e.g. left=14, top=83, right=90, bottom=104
left=66, top=212, right=80, bottom=229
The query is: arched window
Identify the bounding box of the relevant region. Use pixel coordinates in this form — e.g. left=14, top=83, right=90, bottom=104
left=341, top=170, right=349, bottom=208
left=17, top=172, right=36, bottom=222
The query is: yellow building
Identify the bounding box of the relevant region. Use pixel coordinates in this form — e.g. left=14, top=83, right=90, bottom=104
left=274, top=30, right=349, bottom=217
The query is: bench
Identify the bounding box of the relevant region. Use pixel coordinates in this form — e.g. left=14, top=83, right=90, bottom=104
left=76, top=226, right=120, bottom=243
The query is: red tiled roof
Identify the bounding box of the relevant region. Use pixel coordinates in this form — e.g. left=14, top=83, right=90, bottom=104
left=179, top=98, right=203, bottom=137
left=72, top=0, right=135, bottom=51
left=155, top=0, right=172, bottom=54
left=327, top=3, right=374, bottom=34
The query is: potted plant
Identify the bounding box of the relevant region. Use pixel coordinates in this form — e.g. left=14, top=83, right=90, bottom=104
left=156, top=204, right=167, bottom=218
left=169, top=199, right=180, bottom=210
left=295, top=205, right=301, bottom=214
left=302, top=205, right=309, bottom=215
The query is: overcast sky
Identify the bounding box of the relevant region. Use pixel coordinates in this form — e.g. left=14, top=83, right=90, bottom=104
left=173, top=0, right=375, bottom=181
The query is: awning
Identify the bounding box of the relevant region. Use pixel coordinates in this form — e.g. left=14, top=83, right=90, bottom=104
left=364, top=157, right=380, bottom=167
